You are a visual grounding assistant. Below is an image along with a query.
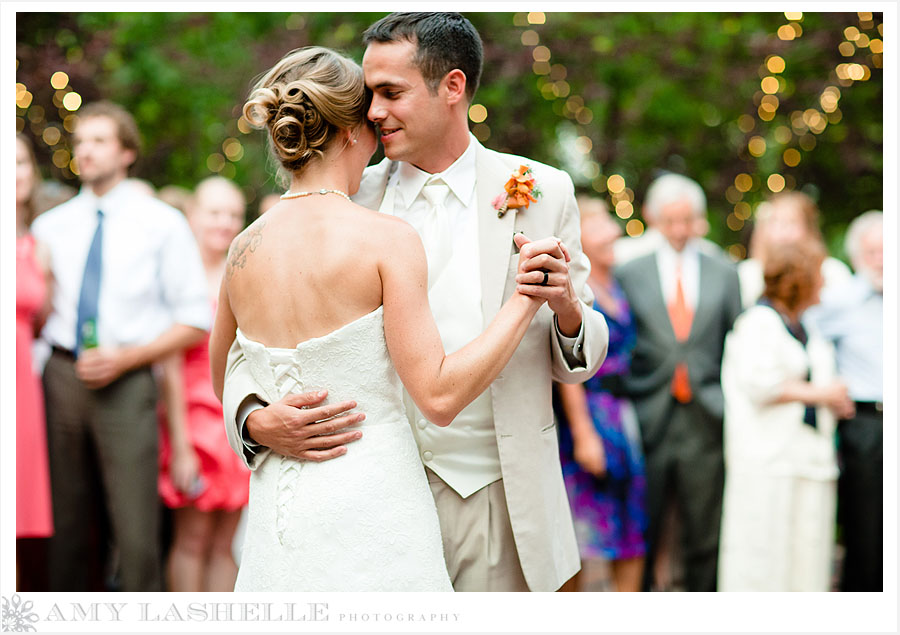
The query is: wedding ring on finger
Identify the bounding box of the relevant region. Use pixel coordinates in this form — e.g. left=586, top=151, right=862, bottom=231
left=540, top=271, right=549, bottom=286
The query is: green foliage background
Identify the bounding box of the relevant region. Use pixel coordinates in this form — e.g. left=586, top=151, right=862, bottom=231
left=16, top=11, right=883, bottom=258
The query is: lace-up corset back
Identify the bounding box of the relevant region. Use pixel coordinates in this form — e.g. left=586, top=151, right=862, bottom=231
left=235, top=306, right=403, bottom=428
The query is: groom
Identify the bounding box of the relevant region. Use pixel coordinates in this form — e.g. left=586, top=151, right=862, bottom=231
left=223, top=12, right=609, bottom=591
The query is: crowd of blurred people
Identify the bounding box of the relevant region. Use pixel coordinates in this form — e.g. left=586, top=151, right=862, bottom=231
left=14, top=104, right=275, bottom=592
left=16, top=99, right=883, bottom=593
left=558, top=177, right=883, bottom=593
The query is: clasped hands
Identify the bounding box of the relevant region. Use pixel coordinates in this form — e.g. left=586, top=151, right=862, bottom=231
left=246, top=233, right=580, bottom=460
left=513, top=232, right=583, bottom=337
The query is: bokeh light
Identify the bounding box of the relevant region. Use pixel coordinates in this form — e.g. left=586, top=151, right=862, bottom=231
left=607, top=174, right=626, bottom=194
left=748, top=136, right=767, bottom=157
left=62, top=91, right=82, bottom=111
left=468, top=104, right=488, bottom=123
left=766, top=55, right=786, bottom=73
left=625, top=219, right=644, bottom=237
left=50, top=71, right=69, bottom=89
left=783, top=148, right=801, bottom=167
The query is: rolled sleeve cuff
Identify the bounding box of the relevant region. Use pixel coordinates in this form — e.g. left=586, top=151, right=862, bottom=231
left=238, top=396, right=267, bottom=460
left=554, top=314, right=586, bottom=368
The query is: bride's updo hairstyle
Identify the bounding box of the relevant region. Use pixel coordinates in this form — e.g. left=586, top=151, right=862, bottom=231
left=243, top=47, right=368, bottom=174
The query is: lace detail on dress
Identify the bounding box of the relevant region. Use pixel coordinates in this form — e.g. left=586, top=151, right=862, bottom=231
left=231, top=307, right=452, bottom=591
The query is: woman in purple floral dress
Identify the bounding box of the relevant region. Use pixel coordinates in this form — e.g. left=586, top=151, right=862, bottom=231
left=557, top=199, right=647, bottom=591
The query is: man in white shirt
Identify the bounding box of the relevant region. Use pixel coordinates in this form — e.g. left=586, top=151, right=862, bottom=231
left=222, top=13, right=610, bottom=591
left=31, top=102, right=210, bottom=591
left=807, top=210, right=883, bottom=591
left=614, top=173, right=742, bottom=591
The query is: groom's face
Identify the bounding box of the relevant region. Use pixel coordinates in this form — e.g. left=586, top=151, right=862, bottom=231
left=363, top=40, right=448, bottom=170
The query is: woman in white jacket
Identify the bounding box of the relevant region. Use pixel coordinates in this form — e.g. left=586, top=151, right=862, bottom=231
left=719, top=240, right=855, bottom=591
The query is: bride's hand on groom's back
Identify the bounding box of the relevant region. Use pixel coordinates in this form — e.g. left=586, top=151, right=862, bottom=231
left=246, top=390, right=366, bottom=461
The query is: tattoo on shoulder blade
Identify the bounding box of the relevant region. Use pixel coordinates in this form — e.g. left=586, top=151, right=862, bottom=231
left=226, top=219, right=266, bottom=280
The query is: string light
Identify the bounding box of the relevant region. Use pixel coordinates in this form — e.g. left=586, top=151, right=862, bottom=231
left=222, top=138, right=244, bottom=161
left=607, top=174, right=626, bottom=194
left=468, top=104, right=488, bottom=123
left=625, top=219, right=644, bottom=237
left=62, top=91, right=82, bottom=111
left=783, top=148, right=801, bottom=166
left=734, top=173, right=753, bottom=192
left=207, top=153, right=226, bottom=173
left=50, top=71, right=69, bottom=89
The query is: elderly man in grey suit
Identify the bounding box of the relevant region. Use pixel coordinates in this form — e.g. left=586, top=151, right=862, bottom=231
left=221, top=12, right=609, bottom=591
left=615, top=173, right=741, bottom=592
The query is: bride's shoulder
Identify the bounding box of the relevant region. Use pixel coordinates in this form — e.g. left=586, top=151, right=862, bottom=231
left=356, top=213, right=424, bottom=265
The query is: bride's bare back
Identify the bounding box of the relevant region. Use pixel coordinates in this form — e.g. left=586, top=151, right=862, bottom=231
left=225, top=197, right=388, bottom=348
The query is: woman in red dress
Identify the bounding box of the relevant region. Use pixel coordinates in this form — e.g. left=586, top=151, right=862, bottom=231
left=16, top=134, right=53, bottom=586
left=158, top=176, right=249, bottom=591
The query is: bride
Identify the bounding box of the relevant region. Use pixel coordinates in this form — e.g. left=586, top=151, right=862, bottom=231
left=209, top=47, right=544, bottom=591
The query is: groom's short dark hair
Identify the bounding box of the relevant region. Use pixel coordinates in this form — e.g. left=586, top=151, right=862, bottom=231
left=363, top=12, right=483, bottom=102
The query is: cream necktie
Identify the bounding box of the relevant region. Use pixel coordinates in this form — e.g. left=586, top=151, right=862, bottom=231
left=420, top=178, right=452, bottom=289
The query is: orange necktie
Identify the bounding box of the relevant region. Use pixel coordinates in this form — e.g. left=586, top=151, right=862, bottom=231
left=668, top=266, right=694, bottom=403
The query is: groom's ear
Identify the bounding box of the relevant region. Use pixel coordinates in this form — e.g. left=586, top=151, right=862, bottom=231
left=442, top=69, right=467, bottom=106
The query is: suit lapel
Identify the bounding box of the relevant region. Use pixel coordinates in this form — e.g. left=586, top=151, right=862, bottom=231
left=689, top=254, right=717, bottom=342
left=476, top=146, right=518, bottom=326
left=640, top=253, right=677, bottom=341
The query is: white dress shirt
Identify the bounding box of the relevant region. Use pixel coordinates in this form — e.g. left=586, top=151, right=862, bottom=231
left=806, top=274, right=883, bottom=402
left=656, top=238, right=701, bottom=312
left=32, top=180, right=210, bottom=352
left=382, top=136, right=500, bottom=498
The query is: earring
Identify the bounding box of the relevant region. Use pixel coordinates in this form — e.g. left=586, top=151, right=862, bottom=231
left=351, top=138, right=358, bottom=146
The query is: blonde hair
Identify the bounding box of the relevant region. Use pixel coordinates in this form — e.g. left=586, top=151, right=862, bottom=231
left=190, top=176, right=246, bottom=215
left=243, top=47, right=368, bottom=175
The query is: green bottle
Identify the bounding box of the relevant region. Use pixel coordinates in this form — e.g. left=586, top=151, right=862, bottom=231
left=81, top=318, right=99, bottom=350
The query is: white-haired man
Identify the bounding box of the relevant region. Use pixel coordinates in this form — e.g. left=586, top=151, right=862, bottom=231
left=807, top=210, right=883, bottom=591
left=613, top=171, right=723, bottom=264
left=614, top=172, right=742, bottom=591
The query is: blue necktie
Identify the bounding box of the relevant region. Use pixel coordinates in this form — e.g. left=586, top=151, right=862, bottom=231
left=76, top=209, right=104, bottom=353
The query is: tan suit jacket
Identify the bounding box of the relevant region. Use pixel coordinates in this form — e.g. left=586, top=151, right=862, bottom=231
left=223, top=140, right=609, bottom=591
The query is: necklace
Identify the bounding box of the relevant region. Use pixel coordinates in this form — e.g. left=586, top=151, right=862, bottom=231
left=281, top=188, right=351, bottom=202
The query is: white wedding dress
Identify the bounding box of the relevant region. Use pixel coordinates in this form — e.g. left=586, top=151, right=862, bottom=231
left=232, top=306, right=452, bottom=591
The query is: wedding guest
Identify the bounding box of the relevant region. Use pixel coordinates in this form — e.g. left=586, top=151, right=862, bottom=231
left=614, top=172, right=722, bottom=264
left=719, top=240, right=851, bottom=591
left=808, top=210, right=883, bottom=591
left=158, top=177, right=250, bottom=592
left=737, top=191, right=851, bottom=308
left=615, top=172, right=742, bottom=591
left=15, top=134, right=53, bottom=588
left=557, top=198, right=646, bottom=592
left=222, top=13, right=610, bottom=591
left=31, top=101, right=210, bottom=591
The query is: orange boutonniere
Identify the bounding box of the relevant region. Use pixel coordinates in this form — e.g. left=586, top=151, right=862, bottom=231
left=492, top=165, right=542, bottom=218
